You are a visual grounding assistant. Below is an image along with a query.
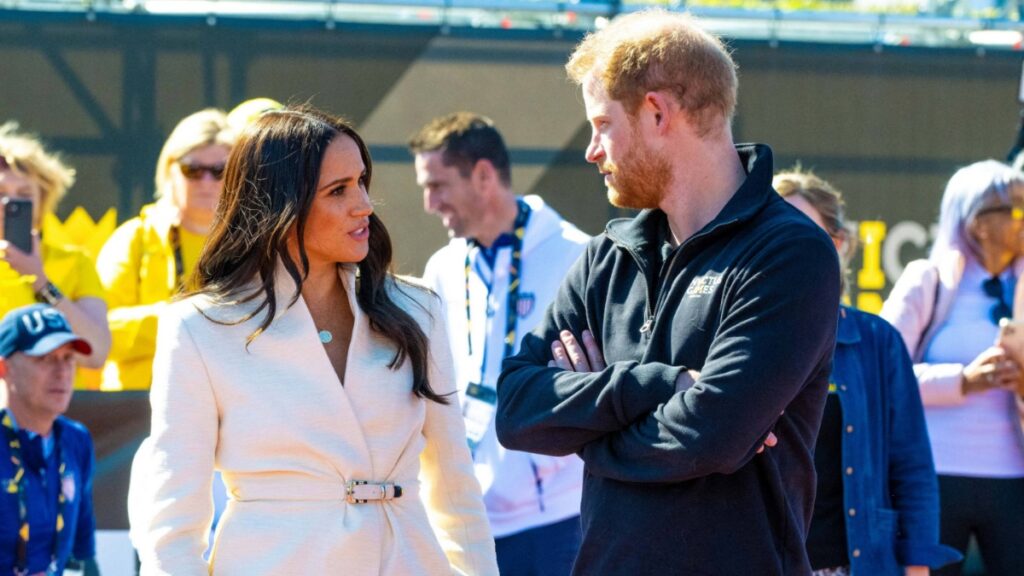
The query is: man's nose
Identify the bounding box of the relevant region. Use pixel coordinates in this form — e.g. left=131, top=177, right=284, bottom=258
left=585, top=139, right=603, bottom=164
left=424, top=188, right=440, bottom=213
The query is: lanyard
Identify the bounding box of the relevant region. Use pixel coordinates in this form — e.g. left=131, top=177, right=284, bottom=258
left=1, top=410, right=65, bottom=576
left=464, top=199, right=531, bottom=366
left=169, top=226, right=185, bottom=292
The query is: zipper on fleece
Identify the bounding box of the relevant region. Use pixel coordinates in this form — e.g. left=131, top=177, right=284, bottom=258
left=620, top=218, right=740, bottom=339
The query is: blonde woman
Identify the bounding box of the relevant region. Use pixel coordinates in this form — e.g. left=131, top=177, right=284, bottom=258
left=776, top=169, right=960, bottom=576
left=97, top=109, right=234, bottom=391
left=0, top=122, right=110, bottom=368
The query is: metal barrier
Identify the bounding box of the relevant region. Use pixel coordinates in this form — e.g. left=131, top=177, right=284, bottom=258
left=2, top=0, right=1022, bottom=49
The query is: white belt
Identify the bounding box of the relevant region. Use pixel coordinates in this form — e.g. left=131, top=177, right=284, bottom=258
left=346, top=480, right=402, bottom=504
left=226, top=474, right=414, bottom=504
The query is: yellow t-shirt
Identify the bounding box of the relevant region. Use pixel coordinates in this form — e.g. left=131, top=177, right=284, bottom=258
left=0, top=242, right=106, bottom=389
left=0, top=242, right=105, bottom=315
left=178, top=226, right=205, bottom=282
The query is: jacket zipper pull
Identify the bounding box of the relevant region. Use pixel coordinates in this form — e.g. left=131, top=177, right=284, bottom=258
left=639, top=316, right=654, bottom=334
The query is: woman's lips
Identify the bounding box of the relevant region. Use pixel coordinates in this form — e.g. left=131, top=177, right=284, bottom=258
left=350, top=226, right=369, bottom=241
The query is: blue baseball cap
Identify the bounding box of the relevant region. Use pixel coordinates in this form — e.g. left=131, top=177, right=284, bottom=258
left=0, top=304, right=92, bottom=358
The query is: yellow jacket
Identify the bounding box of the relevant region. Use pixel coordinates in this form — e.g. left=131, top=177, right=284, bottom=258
left=0, top=241, right=107, bottom=389
left=0, top=241, right=106, bottom=315
left=96, top=203, right=181, bottom=391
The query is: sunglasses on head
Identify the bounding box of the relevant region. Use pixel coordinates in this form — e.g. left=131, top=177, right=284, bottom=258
left=178, top=160, right=225, bottom=181
left=982, top=276, right=1013, bottom=325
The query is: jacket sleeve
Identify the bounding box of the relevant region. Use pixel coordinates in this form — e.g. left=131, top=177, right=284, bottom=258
left=419, top=296, right=499, bottom=576
left=882, top=323, right=963, bottom=569
left=496, top=244, right=682, bottom=457
left=880, top=260, right=966, bottom=406
left=575, top=234, right=840, bottom=483
left=72, top=431, right=98, bottom=562
left=128, top=306, right=216, bottom=576
left=97, top=219, right=166, bottom=364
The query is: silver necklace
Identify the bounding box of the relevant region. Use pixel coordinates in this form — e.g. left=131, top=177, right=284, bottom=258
left=318, top=329, right=333, bottom=344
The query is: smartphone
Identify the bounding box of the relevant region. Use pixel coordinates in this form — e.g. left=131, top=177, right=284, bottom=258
left=1, top=197, right=33, bottom=253
left=997, top=318, right=1024, bottom=363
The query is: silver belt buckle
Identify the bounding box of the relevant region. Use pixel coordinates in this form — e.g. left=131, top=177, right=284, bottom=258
left=346, top=480, right=403, bottom=504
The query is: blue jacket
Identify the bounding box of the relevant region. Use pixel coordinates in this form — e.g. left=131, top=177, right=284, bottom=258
left=0, top=416, right=96, bottom=574
left=828, top=306, right=960, bottom=574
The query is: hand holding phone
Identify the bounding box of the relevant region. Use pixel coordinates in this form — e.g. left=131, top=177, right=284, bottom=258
left=1, top=197, right=33, bottom=253
left=997, top=318, right=1024, bottom=358
left=998, top=319, right=1024, bottom=397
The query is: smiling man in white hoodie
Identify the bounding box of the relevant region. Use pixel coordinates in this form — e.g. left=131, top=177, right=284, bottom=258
left=410, top=112, right=589, bottom=576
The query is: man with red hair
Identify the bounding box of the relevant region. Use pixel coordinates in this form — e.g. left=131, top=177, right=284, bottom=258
left=497, top=10, right=840, bottom=575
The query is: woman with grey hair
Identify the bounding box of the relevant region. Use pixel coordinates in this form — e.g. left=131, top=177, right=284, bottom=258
left=881, top=160, right=1024, bottom=575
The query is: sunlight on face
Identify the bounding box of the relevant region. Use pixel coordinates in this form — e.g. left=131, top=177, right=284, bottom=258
left=300, top=134, right=375, bottom=268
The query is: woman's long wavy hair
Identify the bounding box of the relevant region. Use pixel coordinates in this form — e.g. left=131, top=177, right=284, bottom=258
left=189, top=106, right=447, bottom=404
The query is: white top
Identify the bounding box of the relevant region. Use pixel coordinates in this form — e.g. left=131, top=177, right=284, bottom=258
left=923, top=260, right=1024, bottom=477
left=423, top=195, right=589, bottom=538
left=127, top=264, right=498, bottom=575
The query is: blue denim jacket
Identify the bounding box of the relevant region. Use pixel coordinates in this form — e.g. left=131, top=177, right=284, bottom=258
left=829, top=306, right=961, bottom=574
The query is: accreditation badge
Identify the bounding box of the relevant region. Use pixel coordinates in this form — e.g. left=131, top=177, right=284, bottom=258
left=463, top=382, right=497, bottom=452
left=61, top=471, right=76, bottom=503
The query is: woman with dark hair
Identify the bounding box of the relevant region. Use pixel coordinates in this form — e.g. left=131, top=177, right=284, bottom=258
left=127, top=107, right=498, bottom=575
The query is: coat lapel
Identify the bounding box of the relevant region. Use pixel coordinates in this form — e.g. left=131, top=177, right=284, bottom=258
left=257, top=262, right=375, bottom=481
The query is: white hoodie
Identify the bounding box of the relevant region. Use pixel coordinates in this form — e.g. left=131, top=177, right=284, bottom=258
left=423, top=194, right=589, bottom=538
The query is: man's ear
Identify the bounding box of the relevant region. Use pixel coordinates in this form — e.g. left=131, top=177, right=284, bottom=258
left=471, top=159, right=498, bottom=191
left=643, top=91, right=677, bottom=133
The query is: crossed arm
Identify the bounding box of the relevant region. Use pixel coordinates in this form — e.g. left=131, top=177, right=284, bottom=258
left=496, top=234, right=839, bottom=484
left=547, top=329, right=778, bottom=454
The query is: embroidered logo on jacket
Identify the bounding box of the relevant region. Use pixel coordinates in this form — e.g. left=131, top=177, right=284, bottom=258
left=686, top=274, right=722, bottom=297
left=515, top=292, right=536, bottom=318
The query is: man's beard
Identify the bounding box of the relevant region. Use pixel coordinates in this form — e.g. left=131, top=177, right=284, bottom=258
left=606, top=133, right=671, bottom=210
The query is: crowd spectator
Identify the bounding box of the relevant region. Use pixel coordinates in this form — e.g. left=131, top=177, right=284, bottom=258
left=96, top=109, right=234, bottom=391
left=410, top=112, right=588, bottom=575
left=0, top=304, right=99, bottom=575
left=0, top=122, right=110, bottom=371
left=881, top=160, right=1024, bottom=576
left=776, top=169, right=961, bottom=576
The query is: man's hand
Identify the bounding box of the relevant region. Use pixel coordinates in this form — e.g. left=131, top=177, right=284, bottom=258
left=674, top=369, right=701, bottom=392
left=551, top=330, right=778, bottom=454
left=757, top=432, right=778, bottom=454
left=549, top=329, right=606, bottom=372
left=905, top=566, right=928, bottom=576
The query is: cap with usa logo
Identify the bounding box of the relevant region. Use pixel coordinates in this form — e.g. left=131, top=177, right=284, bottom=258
left=0, top=304, right=92, bottom=358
